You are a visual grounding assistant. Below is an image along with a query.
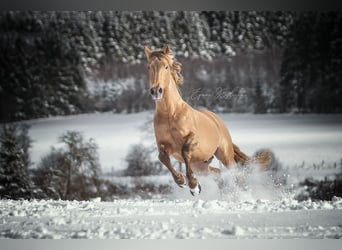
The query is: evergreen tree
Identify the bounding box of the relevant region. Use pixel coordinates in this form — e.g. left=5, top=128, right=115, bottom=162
left=0, top=124, right=33, bottom=199
left=280, top=12, right=342, bottom=113
left=0, top=11, right=88, bottom=121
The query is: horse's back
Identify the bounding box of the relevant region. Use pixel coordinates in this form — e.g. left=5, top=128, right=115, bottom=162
left=197, top=109, right=231, bottom=138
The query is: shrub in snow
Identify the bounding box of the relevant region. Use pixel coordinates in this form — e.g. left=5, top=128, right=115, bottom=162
left=124, top=144, right=162, bottom=177
left=132, top=181, right=172, bottom=199
left=295, top=170, right=342, bottom=201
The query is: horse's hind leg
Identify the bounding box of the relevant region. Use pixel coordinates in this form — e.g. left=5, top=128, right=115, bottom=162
left=205, top=156, right=221, bottom=175
left=215, top=146, right=237, bottom=168
left=158, top=144, right=187, bottom=188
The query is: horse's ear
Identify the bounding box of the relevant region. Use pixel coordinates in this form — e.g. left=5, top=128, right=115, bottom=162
left=144, top=46, right=152, bottom=59
left=163, top=44, right=171, bottom=55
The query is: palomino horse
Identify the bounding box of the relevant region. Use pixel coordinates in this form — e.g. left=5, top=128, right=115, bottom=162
left=145, top=45, right=271, bottom=196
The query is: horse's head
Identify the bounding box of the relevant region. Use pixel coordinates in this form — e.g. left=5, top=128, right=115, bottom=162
left=144, top=45, right=183, bottom=101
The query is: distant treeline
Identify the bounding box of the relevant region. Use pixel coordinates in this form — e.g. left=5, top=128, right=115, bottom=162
left=0, top=11, right=341, bottom=121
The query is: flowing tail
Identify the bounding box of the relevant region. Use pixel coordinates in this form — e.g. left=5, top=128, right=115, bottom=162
left=233, top=143, right=272, bottom=170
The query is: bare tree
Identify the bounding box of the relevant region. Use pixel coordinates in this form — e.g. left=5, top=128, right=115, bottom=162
left=34, top=131, right=101, bottom=200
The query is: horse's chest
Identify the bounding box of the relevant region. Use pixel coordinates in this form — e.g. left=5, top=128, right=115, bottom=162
left=169, top=125, right=186, bottom=144
left=154, top=118, right=186, bottom=149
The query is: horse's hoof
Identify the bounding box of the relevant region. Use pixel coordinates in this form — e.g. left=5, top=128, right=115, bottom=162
left=190, top=184, right=201, bottom=196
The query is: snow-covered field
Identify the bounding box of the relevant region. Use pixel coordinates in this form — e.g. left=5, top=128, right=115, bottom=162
left=1, top=112, right=342, bottom=239
left=1, top=197, right=342, bottom=239
left=26, top=112, right=342, bottom=172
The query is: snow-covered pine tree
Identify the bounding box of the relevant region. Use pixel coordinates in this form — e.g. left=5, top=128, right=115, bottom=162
left=0, top=124, right=33, bottom=199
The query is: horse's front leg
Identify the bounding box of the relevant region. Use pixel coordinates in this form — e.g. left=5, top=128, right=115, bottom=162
left=181, top=132, right=201, bottom=196
left=158, top=144, right=187, bottom=188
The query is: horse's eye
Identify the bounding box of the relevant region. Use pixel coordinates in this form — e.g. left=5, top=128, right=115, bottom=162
left=165, top=65, right=169, bottom=70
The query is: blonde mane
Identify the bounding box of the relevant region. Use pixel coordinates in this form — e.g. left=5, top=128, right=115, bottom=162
left=149, top=50, right=184, bottom=85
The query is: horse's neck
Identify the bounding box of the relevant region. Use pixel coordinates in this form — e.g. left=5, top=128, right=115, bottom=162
left=155, top=83, right=185, bottom=117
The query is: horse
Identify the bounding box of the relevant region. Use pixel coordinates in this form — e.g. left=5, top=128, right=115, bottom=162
left=144, top=45, right=271, bottom=196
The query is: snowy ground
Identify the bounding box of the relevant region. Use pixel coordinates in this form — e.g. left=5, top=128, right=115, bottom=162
left=1, top=197, right=342, bottom=239
left=1, top=165, right=342, bottom=239
left=1, top=112, right=342, bottom=239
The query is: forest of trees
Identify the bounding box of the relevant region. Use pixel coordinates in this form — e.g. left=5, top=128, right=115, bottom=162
left=0, top=11, right=341, bottom=122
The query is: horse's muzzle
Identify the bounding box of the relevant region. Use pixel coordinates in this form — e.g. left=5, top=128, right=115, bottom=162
left=150, top=86, right=163, bottom=100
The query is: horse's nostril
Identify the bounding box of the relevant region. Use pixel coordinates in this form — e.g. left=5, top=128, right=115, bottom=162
left=158, top=87, right=163, bottom=94
left=150, top=88, right=155, bottom=95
